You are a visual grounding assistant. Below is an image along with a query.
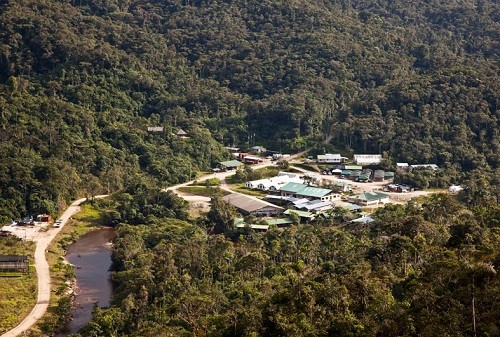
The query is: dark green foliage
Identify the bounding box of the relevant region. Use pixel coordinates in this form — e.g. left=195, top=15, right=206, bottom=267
left=0, top=0, right=498, bottom=220
left=81, top=193, right=499, bottom=337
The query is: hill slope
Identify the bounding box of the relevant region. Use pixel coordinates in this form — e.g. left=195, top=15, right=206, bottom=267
left=0, top=0, right=498, bottom=219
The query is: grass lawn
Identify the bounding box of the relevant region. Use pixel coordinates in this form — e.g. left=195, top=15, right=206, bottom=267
left=293, top=163, right=321, bottom=172
left=0, top=237, right=36, bottom=334
left=231, top=183, right=268, bottom=197
left=178, top=186, right=230, bottom=197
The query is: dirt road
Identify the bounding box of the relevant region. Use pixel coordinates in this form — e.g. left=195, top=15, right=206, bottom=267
left=1, top=196, right=107, bottom=337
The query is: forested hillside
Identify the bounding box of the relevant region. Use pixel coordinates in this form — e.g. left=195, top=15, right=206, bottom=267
left=74, top=190, right=500, bottom=337
left=0, top=1, right=498, bottom=218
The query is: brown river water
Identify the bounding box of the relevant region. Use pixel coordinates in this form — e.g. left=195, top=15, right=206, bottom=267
left=56, top=228, right=115, bottom=336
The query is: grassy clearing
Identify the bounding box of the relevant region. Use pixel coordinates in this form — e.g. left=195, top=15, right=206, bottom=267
left=254, top=166, right=282, bottom=178
left=178, top=186, right=230, bottom=197
left=189, top=177, right=221, bottom=187
left=293, top=163, right=321, bottom=172
left=29, top=202, right=106, bottom=336
left=0, top=237, right=36, bottom=334
left=231, top=184, right=267, bottom=197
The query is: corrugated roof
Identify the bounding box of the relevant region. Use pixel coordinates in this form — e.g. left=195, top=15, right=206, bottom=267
left=317, top=154, right=341, bottom=160
left=297, top=186, right=332, bottom=198
left=0, top=255, right=28, bottom=262
left=265, top=218, right=294, bottom=225
left=280, top=182, right=332, bottom=198
left=284, top=209, right=314, bottom=218
left=350, top=192, right=389, bottom=202
left=222, top=193, right=283, bottom=213
left=344, top=165, right=363, bottom=170
left=235, top=223, right=270, bottom=230
left=220, top=160, right=244, bottom=168
left=280, top=182, right=307, bottom=193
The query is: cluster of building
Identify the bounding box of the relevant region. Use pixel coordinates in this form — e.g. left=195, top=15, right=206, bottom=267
left=221, top=171, right=390, bottom=231
left=317, top=154, right=383, bottom=165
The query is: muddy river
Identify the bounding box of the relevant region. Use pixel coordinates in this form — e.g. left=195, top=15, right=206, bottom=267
left=57, top=228, right=115, bottom=336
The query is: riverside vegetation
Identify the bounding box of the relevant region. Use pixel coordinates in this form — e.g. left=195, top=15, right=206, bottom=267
left=0, top=0, right=498, bottom=336
left=77, top=187, right=499, bottom=336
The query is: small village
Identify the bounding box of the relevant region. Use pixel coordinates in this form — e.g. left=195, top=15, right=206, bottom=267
left=171, top=146, right=459, bottom=233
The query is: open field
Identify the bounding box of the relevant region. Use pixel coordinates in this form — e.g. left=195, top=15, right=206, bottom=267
left=0, top=238, right=36, bottom=334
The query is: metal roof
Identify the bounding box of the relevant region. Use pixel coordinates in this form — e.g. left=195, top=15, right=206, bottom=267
left=220, top=160, right=244, bottom=168
left=344, top=165, right=363, bottom=171
left=284, top=209, right=314, bottom=218
left=265, top=218, right=294, bottom=226
left=0, top=255, right=28, bottom=262
left=280, top=182, right=332, bottom=198
left=235, top=223, right=270, bottom=230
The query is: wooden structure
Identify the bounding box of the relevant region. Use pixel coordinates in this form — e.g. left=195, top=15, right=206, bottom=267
left=0, top=255, right=29, bottom=274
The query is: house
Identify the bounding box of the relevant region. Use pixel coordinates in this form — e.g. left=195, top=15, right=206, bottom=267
left=235, top=219, right=270, bottom=232
left=449, top=185, right=463, bottom=193
left=353, top=154, right=382, bottom=165
left=279, top=182, right=340, bottom=201
left=373, top=170, right=385, bottom=182
left=226, top=147, right=240, bottom=153
left=222, top=193, right=284, bottom=216
left=265, top=218, right=295, bottom=227
left=245, top=173, right=304, bottom=191
left=384, top=172, right=395, bottom=180
left=396, top=163, right=409, bottom=170
left=344, top=165, right=363, bottom=171
left=317, top=154, right=347, bottom=164
left=220, top=160, right=244, bottom=171
left=0, top=255, right=29, bottom=273
left=283, top=209, right=315, bottom=221
left=147, top=126, right=164, bottom=132
left=348, top=191, right=390, bottom=206
left=292, top=199, right=334, bottom=213
left=250, top=146, right=266, bottom=154
left=176, top=129, right=189, bottom=138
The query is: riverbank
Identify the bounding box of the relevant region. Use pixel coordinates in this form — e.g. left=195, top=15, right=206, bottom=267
left=27, top=203, right=108, bottom=336
left=57, top=227, right=115, bottom=336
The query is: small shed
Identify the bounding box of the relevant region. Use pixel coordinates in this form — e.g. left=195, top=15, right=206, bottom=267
left=176, top=129, right=189, bottom=138
left=373, top=170, right=385, bottom=182
left=0, top=255, right=29, bottom=273
left=220, top=160, right=244, bottom=171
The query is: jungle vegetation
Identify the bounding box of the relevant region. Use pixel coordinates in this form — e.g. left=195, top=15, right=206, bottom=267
left=0, top=0, right=498, bottom=220
left=0, top=1, right=499, bottom=335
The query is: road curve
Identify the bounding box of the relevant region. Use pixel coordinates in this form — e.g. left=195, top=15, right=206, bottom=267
left=1, top=196, right=107, bottom=337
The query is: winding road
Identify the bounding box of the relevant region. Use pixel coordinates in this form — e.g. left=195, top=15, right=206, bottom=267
left=1, top=196, right=107, bottom=337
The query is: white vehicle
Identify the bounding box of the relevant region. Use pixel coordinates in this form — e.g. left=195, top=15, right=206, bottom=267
left=54, top=219, right=63, bottom=227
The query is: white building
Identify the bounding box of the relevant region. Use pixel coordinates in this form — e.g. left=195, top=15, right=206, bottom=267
left=353, top=154, right=382, bottom=165
left=245, top=173, right=304, bottom=191
left=317, top=154, right=347, bottom=164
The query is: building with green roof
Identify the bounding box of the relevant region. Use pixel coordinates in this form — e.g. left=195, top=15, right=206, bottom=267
left=219, top=160, right=244, bottom=170
left=283, top=209, right=315, bottom=219
left=347, top=191, right=390, bottom=206
left=279, top=182, right=340, bottom=201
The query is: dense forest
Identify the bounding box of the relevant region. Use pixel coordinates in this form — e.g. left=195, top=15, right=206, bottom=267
left=69, top=188, right=499, bottom=337
left=1, top=0, right=499, bottom=336
left=0, top=0, right=498, bottom=220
